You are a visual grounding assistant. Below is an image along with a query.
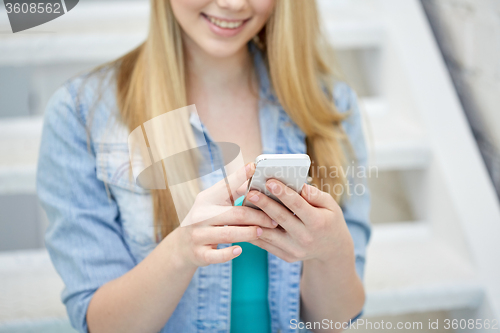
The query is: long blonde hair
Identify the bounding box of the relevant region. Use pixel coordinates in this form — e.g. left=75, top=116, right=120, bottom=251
left=113, top=0, right=347, bottom=240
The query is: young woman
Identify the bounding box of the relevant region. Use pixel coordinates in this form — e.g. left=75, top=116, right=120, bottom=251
left=37, top=0, right=371, bottom=332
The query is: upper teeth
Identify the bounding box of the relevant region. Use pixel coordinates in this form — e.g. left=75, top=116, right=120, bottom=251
left=208, top=16, right=243, bottom=29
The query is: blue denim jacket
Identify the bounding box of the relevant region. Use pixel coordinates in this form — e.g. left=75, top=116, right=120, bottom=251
left=37, top=47, right=371, bottom=333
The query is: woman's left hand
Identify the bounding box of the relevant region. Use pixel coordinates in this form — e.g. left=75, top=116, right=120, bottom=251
left=247, top=180, right=354, bottom=264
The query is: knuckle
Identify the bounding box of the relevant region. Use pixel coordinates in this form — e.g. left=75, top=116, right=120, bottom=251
left=275, top=185, right=286, bottom=198
left=299, top=233, right=314, bottom=247
left=252, top=226, right=260, bottom=239
left=258, top=196, right=269, bottom=209
left=275, top=211, right=288, bottom=225
left=190, top=227, right=202, bottom=244
left=255, top=215, right=271, bottom=229
left=261, top=214, right=273, bottom=227
left=245, top=209, right=259, bottom=223
left=290, top=198, right=304, bottom=212
left=261, top=231, right=272, bottom=244
left=202, top=250, right=215, bottom=265
left=195, top=248, right=207, bottom=264
left=219, top=227, right=232, bottom=243
left=231, top=208, right=246, bottom=223
left=252, top=210, right=271, bottom=226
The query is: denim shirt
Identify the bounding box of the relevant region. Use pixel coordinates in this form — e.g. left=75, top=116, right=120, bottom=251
left=37, top=47, right=371, bottom=333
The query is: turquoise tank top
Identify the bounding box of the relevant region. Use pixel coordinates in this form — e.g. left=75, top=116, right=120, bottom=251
left=231, top=196, right=271, bottom=333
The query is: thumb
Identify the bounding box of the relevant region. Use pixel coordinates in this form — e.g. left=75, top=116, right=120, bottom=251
left=211, top=162, right=255, bottom=204
left=301, top=183, right=334, bottom=208
left=204, top=245, right=243, bottom=264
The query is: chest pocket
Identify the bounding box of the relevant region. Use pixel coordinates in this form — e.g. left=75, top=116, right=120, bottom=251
left=95, top=143, right=148, bottom=194
left=95, top=143, right=157, bottom=263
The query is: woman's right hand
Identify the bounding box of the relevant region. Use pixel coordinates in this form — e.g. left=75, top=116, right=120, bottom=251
left=169, top=163, right=277, bottom=268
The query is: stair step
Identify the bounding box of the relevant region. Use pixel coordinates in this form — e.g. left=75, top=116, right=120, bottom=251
left=0, top=117, right=42, bottom=195
left=365, top=223, right=483, bottom=316
left=0, top=110, right=431, bottom=195
left=361, top=98, right=431, bottom=171
left=0, top=250, right=66, bottom=323
left=319, top=0, right=386, bottom=50
left=0, top=224, right=482, bottom=323
left=0, top=2, right=149, bottom=66
left=0, top=1, right=387, bottom=66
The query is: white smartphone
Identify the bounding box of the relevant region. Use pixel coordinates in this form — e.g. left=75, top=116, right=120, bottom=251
left=243, top=154, right=311, bottom=209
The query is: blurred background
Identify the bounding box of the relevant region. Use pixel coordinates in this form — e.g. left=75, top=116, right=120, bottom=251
left=0, top=0, right=499, bottom=332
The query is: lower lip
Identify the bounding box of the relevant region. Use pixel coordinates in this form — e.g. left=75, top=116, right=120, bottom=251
left=202, top=14, right=249, bottom=38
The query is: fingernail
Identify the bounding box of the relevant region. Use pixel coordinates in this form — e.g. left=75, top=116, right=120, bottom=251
left=245, top=163, right=255, bottom=175
left=249, top=193, right=259, bottom=203
left=233, top=247, right=242, bottom=256
left=301, top=184, right=310, bottom=195
left=271, top=220, right=278, bottom=227
left=257, top=227, right=263, bottom=237
left=267, top=181, right=277, bottom=191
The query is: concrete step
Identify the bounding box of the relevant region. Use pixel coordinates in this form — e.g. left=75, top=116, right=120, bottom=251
left=0, top=2, right=149, bottom=66
left=0, top=250, right=66, bottom=324
left=0, top=117, right=42, bottom=195
left=361, top=98, right=431, bottom=171
left=0, top=110, right=431, bottom=195
left=0, top=223, right=482, bottom=324
left=365, top=222, right=483, bottom=316
left=0, top=1, right=387, bottom=66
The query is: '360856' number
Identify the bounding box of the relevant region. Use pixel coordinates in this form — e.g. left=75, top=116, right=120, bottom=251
left=5, top=2, right=61, bottom=14
left=444, top=319, right=498, bottom=330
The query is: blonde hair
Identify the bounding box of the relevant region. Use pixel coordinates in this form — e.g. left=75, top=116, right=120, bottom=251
left=113, top=0, right=347, bottom=240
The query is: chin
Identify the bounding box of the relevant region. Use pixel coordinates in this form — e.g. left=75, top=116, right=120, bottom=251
left=200, top=40, right=249, bottom=58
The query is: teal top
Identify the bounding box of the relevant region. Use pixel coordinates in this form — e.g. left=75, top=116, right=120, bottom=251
left=231, top=196, right=271, bottom=333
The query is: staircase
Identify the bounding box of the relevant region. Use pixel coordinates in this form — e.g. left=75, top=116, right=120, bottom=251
left=1, top=0, right=500, bottom=331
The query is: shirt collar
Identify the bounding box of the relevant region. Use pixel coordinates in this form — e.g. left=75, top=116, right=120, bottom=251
left=249, top=42, right=277, bottom=103
left=188, top=42, right=307, bottom=157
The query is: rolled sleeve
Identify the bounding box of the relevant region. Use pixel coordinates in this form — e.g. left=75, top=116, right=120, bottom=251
left=37, top=84, right=136, bottom=333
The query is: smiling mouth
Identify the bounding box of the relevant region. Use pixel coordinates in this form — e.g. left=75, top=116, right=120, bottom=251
left=201, top=13, right=249, bottom=29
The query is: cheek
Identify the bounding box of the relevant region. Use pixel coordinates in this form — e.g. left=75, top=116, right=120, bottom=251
left=250, top=0, right=276, bottom=21
left=169, top=0, right=209, bottom=26
left=246, top=0, right=275, bottom=34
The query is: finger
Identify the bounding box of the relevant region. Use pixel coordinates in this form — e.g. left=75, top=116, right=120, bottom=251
left=245, top=191, right=303, bottom=233
left=249, top=239, right=294, bottom=263
left=235, top=180, right=249, bottom=198
left=210, top=206, right=277, bottom=229
left=201, top=226, right=263, bottom=244
left=257, top=227, right=291, bottom=251
left=203, top=245, right=242, bottom=265
left=265, top=179, right=315, bottom=222
left=211, top=162, right=255, bottom=204
left=300, top=184, right=336, bottom=209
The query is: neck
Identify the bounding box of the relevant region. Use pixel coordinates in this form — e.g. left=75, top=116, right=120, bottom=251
left=184, top=37, right=254, bottom=95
